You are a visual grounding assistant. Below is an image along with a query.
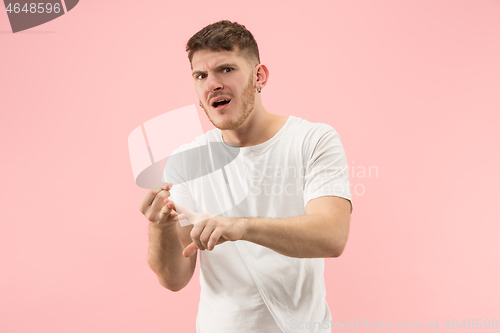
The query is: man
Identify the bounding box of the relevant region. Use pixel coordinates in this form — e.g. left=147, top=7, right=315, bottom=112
left=139, top=20, right=353, bottom=333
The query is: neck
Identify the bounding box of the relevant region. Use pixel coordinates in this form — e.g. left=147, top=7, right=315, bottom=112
left=221, top=105, right=287, bottom=147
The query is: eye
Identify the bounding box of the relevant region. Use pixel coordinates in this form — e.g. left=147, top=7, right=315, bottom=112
left=196, top=74, right=207, bottom=80
left=223, top=68, right=233, bottom=73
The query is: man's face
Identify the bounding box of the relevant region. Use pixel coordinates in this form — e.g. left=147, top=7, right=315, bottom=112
left=191, top=48, right=257, bottom=130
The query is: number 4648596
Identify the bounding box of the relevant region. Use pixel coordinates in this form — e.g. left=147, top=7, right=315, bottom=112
left=5, top=3, right=61, bottom=14
left=444, top=319, right=498, bottom=329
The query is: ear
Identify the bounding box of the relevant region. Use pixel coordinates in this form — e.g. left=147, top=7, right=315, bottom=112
left=254, top=63, right=269, bottom=89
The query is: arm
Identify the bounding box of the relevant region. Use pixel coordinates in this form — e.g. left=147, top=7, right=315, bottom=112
left=140, top=184, right=197, bottom=292
left=147, top=221, right=197, bottom=291
left=243, top=196, right=351, bottom=258
left=179, top=195, right=351, bottom=259
left=178, top=128, right=352, bottom=258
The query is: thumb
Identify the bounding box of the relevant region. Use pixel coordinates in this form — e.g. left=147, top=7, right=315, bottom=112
left=173, top=202, right=198, bottom=221
left=183, top=242, right=198, bottom=257
left=169, top=209, right=181, bottom=220
left=174, top=202, right=217, bottom=225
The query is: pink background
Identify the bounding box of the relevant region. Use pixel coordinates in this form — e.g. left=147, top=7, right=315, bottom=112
left=1, top=1, right=499, bottom=332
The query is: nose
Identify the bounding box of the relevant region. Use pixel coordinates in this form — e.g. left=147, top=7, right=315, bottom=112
left=206, top=75, right=223, bottom=92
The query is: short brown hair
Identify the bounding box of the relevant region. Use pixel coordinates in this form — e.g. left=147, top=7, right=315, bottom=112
left=186, top=20, right=260, bottom=68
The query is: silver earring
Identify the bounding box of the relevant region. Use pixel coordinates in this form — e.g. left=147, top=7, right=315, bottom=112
left=257, top=85, right=262, bottom=93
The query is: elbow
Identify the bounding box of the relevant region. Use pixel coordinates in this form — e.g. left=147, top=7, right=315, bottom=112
left=159, top=278, right=186, bottom=292
left=329, top=221, right=349, bottom=258
left=329, top=239, right=348, bottom=258
left=328, top=244, right=344, bottom=258
left=148, top=262, right=188, bottom=292
left=330, top=246, right=345, bottom=258
left=166, top=286, right=184, bottom=292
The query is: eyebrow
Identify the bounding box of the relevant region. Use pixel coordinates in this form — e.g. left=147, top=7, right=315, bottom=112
left=192, top=63, right=239, bottom=78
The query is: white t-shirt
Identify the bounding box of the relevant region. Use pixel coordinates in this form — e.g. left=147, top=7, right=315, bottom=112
left=162, top=115, right=353, bottom=333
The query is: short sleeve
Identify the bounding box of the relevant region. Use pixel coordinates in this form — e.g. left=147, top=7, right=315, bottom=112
left=303, top=129, right=353, bottom=213
left=162, top=147, right=197, bottom=213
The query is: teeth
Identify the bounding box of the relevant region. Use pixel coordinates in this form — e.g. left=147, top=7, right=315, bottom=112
left=213, top=99, right=230, bottom=107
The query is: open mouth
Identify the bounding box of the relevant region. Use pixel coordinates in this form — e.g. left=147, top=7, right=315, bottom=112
left=212, top=99, right=231, bottom=110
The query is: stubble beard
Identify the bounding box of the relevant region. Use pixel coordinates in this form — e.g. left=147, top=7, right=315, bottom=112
left=203, top=75, right=255, bottom=131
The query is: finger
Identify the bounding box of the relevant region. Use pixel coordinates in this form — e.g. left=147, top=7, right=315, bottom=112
left=158, top=203, right=173, bottom=221
left=164, top=200, right=181, bottom=219
left=164, top=200, right=190, bottom=226
left=160, top=182, right=173, bottom=191
left=190, top=221, right=207, bottom=251
left=183, top=242, right=198, bottom=257
left=173, top=202, right=198, bottom=222
left=139, top=188, right=163, bottom=214
left=207, top=228, right=224, bottom=251
left=150, top=190, right=171, bottom=216
left=160, top=199, right=177, bottom=215
left=199, top=223, right=216, bottom=250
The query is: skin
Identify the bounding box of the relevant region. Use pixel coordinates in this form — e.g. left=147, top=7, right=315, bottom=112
left=192, top=47, right=288, bottom=147
left=176, top=47, right=351, bottom=258
left=140, top=47, right=351, bottom=291
left=174, top=196, right=351, bottom=259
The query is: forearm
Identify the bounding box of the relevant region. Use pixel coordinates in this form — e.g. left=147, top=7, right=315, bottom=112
left=147, top=224, right=193, bottom=291
left=241, top=214, right=346, bottom=258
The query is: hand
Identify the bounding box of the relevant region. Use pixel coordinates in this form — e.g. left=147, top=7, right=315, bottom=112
left=138, top=182, right=185, bottom=229
left=173, top=202, right=248, bottom=257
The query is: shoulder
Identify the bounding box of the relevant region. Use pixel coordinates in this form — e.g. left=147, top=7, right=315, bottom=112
left=286, top=116, right=340, bottom=151
left=288, top=116, right=337, bottom=139
left=170, top=128, right=219, bottom=155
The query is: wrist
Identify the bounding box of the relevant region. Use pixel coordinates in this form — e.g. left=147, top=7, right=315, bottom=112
left=240, top=217, right=252, bottom=241
left=149, top=221, right=178, bottom=232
